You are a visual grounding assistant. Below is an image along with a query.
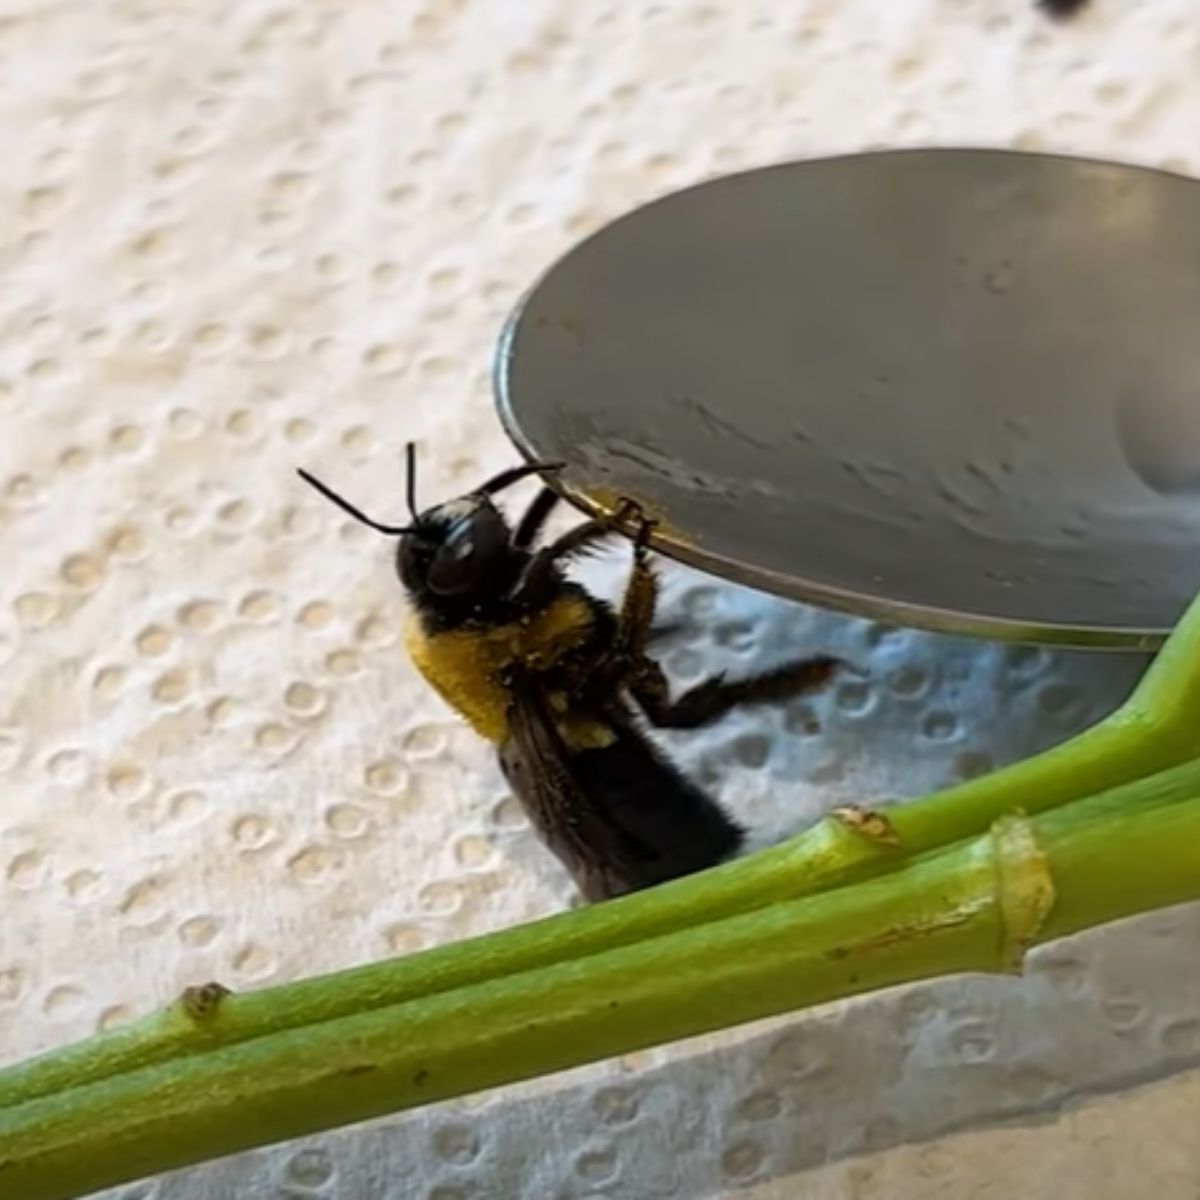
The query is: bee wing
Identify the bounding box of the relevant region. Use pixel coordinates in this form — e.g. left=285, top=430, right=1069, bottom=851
left=499, top=677, right=653, bottom=902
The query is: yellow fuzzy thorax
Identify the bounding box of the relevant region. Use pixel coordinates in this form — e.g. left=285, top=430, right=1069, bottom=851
left=403, top=592, right=613, bottom=748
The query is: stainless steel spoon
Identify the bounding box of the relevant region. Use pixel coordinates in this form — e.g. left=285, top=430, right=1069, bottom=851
left=495, top=148, right=1200, bottom=651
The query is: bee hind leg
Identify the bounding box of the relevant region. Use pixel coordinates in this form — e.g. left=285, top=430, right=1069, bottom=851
left=631, top=655, right=843, bottom=730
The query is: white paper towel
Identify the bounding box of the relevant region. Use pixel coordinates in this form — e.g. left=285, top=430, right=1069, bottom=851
left=1, top=1, right=1198, bottom=1197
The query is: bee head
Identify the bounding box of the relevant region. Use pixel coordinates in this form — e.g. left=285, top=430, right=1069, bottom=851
left=297, top=443, right=562, bottom=612
left=397, top=494, right=513, bottom=601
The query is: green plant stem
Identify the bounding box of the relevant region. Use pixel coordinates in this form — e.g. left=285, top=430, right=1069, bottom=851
left=2, top=602, right=1198, bottom=1197
left=3, top=778, right=1200, bottom=1200
left=4, top=594, right=1200, bottom=1114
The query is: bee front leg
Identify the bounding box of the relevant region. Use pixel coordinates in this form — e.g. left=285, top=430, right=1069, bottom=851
left=611, top=500, right=660, bottom=661
left=510, top=519, right=615, bottom=606
left=601, top=502, right=848, bottom=728
left=574, top=501, right=663, bottom=698
left=512, top=486, right=560, bottom=551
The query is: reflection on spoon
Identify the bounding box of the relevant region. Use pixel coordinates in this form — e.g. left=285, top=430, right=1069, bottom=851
left=1117, top=388, right=1200, bottom=498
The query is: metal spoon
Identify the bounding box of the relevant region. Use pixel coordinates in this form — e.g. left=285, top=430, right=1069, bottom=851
left=495, top=148, right=1200, bottom=651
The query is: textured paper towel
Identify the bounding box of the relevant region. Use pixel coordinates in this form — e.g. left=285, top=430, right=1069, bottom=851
left=1, top=1, right=1199, bottom=1197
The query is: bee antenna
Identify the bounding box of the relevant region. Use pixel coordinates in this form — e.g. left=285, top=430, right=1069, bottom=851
left=296, top=469, right=413, bottom=537
left=404, top=441, right=419, bottom=522
left=478, top=459, right=566, bottom=497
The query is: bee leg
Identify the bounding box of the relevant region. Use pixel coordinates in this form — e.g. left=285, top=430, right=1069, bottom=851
left=596, top=497, right=660, bottom=658
left=512, top=485, right=560, bottom=551
left=575, top=502, right=662, bottom=695
left=631, top=655, right=843, bottom=729
left=613, top=512, right=660, bottom=660
left=510, top=519, right=616, bottom=605
left=512, top=496, right=654, bottom=606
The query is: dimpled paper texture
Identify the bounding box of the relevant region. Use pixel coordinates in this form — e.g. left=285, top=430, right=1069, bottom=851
left=2, top=0, right=1200, bottom=1197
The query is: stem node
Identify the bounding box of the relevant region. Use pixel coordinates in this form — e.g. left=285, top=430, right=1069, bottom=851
left=989, top=811, right=1055, bottom=973
left=180, top=983, right=232, bottom=1025
left=830, top=804, right=902, bottom=848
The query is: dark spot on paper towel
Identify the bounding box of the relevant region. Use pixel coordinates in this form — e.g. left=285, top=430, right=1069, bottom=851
left=1036, top=0, right=1090, bottom=18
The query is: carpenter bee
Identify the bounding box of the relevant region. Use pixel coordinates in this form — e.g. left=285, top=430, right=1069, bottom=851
left=298, top=447, right=843, bottom=903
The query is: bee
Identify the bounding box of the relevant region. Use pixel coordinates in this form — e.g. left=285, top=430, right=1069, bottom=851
left=298, top=446, right=843, bottom=903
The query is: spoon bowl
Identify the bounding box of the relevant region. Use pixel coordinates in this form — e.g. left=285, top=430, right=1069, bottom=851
left=496, top=149, right=1200, bottom=650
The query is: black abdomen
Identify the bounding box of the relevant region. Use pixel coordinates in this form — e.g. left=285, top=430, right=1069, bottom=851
left=574, top=726, right=745, bottom=885
left=499, top=716, right=745, bottom=903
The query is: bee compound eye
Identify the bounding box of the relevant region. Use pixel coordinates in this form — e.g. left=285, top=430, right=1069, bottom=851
left=422, top=504, right=512, bottom=596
